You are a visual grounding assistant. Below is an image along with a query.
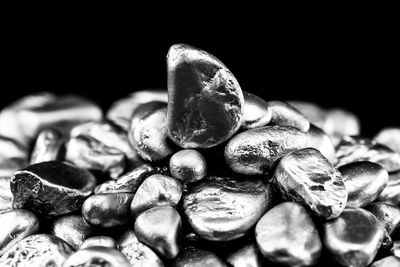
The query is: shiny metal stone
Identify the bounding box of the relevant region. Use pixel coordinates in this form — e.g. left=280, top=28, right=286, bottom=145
left=107, top=90, right=167, bottom=131
left=274, top=148, right=347, bottom=219
left=130, top=174, right=182, bottom=217
left=11, top=161, right=96, bottom=216
left=0, top=157, right=27, bottom=179
left=172, top=246, right=227, bottom=267
left=0, top=93, right=102, bottom=148
left=255, top=202, right=322, bottom=267
left=393, top=240, right=400, bottom=257
left=0, top=176, right=13, bottom=213
left=134, top=206, right=182, bottom=260
left=30, top=128, right=64, bottom=164
left=378, top=171, right=400, bottom=205
left=169, top=149, right=207, bottom=183
left=287, top=101, right=327, bottom=128
left=0, top=234, right=73, bottom=267
left=323, top=208, right=384, bottom=267
left=167, top=44, right=244, bottom=149
left=0, top=209, right=39, bottom=256
left=225, top=125, right=308, bottom=175
left=80, top=236, right=118, bottom=249
left=63, top=247, right=131, bottom=267
left=51, top=214, right=94, bottom=250
left=129, top=104, right=176, bottom=161
left=242, top=91, right=272, bottom=129
left=322, top=108, right=360, bottom=145
left=95, top=164, right=167, bottom=194
left=183, top=176, right=272, bottom=241
left=65, top=135, right=127, bottom=179
left=226, top=243, right=264, bottom=267
left=366, top=202, right=400, bottom=235
left=266, top=100, right=310, bottom=132
left=82, top=193, right=134, bottom=228
left=118, top=229, right=164, bottom=267
left=339, top=161, right=388, bottom=208
left=371, top=256, right=400, bottom=267
left=375, top=127, right=400, bottom=154
left=335, top=136, right=400, bottom=172
left=0, top=136, right=28, bottom=177
left=129, top=101, right=167, bottom=135
left=307, top=124, right=336, bottom=163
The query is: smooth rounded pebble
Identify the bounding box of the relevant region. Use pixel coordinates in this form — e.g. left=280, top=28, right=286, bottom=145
left=266, top=100, right=310, bottom=132
left=307, top=123, right=336, bottom=163
left=375, top=127, right=400, bottom=154
left=242, top=91, right=272, bottom=129
left=172, top=246, right=227, bottom=267
left=169, top=149, right=207, bottom=182
left=63, top=247, right=131, bottom=267
left=30, top=128, right=64, bottom=164
left=366, top=202, right=400, bottom=235
left=80, top=236, right=118, bottom=249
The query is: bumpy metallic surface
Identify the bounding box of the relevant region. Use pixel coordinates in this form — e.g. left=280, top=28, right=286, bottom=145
left=30, top=128, right=64, bottom=164
left=82, top=193, right=134, bottom=228
left=336, top=136, right=400, bottom=172
left=80, top=236, right=118, bottom=249
left=169, top=149, right=207, bottom=183
left=379, top=229, right=393, bottom=257
left=307, top=124, right=336, bottom=163
left=134, top=206, right=182, bottom=260
left=371, top=256, right=400, bottom=267
left=378, top=171, right=400, bottom=205
left=0, top=209, right=39, bottom=256
left=0, top=176, right=13, bottom=213
left=339, top=161, right=388, bottom=208
left=225, top=125, right=308, bottom=175
left=129, top=101, right=167, bottom=135
left=274, top=148, right=347, bottom=219
left=287, top=101, right=326, bottom=128
left=242, top=91, right=272, bottom=129
left=65, top=135, right=126, bottom=179
left=130, top=174, right=182, bottom=217
left=0, top=234, right=73, bottom=266
left=118, top=229, right=164, bottom=267
left=323, top=208, right=384, bottom=267
left=167, top=44, right=244, bottom=149
left=266, top=100, right=310, bottom=132
left=255, top=202, right=322, bottom=267
left=106, top=90, right=167, bottom=131
left=51, top=214, right=94, bottom=250
left=130, top=104, right=176, bottom=161
left=0, top=93, right=102, bottom=148
left=63, top=247, right=131, bottom=267
left=95, top=164, right=167, bottom=194
left=172, top=246, right=227, bottom=267
left=366, top=202, right=400, bottom=235
left=11, top=161, right=96, bottom=216
left=322, top=108, right=360, bottom=145
left=183, top=176, right=272, bottom=241
left=226, top=243, right=264, bottom=267
left=375, top=127, right=400, bottom=154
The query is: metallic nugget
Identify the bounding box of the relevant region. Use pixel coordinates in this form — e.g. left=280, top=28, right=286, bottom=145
left=306, top=124, right=336, bottom=163
left=80, top=236, right=118, bottom=250
left=374, top=127, right=400, bottom=154
left=371, top=256, right=400, bottom=267
left=266, top=100, right=310, bottom=132
left=226, top=243, right=264, bottom=267
left=63, top=247, right=131, bottom=267
left=169, top=149, right=207, bottom=183
left=274, top=148, right=347, bottom=219
left=30, top=128, right=64, bottom=164
left=242, top=91, right=272, bottom=129
left=172, top=246, right=227, bottom=267
left=366, top=202, right=400, bottom=236
left=11, top=161, right=96, bottom=216
left=167, top=44, right=244, bottom=149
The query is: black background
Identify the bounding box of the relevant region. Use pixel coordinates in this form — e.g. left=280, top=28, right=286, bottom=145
left=4, top=5, right=398, bottom=138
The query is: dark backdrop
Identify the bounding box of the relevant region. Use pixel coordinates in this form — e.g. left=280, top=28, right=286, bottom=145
left=4, top=9, right=398, bottom=138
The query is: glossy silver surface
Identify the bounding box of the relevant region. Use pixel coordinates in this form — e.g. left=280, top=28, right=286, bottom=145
left=80, top=236, right=118, bottom=249
left=371, top=256, right=400, bottom=267
left=172, top=246, right=227, bottom=267
left=106, top=90, right=167, bottom=131
left=118, top=229, right=164, bottom=267
left=130, top=174, right=182, bottom=217
left=255, top=202, right=322, bottom=267
left=378, top=171, right=400, bottom=205
left=339, top=161, right=388, bottom=208
left=287, top=101, right=326, bottom=128
left=183, top=176, right=272, bottom=241
left=226, top=243, right=263, bottom=267
left=0, top=234, right=73, bottom=266
left=335, top=136, right=400, bottom=172
left=30, top=128, right=64, bottom=164
left=0, top=176, right=13, bottom=213
left=307, top=124, right=336, bottom=163
left=51, top=214, right=94, bottom=250
left=82, top=193, right=134, bottom=228
left=322, top=108, right=360, bottom=145
left=274, top=148, right=347, bottom=219
left=63, top=247, right=131, bottom=267
left=0, top=136, right=28, bottom=178
left=0, top=209, right=39, bottom=256
left=375, top=127, right=400, bottom=154
left=130, top=105, right=176, bottom=161
left=225, top=125, right=308, bottom=175
left=169, top=149, right=207, bottom=183
left=242, top=91, right=272, bottom=129
left=134, top=206, right=181, bottom=260
left=323, top=208, right=384, bottom=267
left=366, top=202, right=400, bottom=235
left=266, top=100, right=310, bottom=132
left=167, top=44, right=244, bottom=149
left=10, top=161, right=96, bottom=216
